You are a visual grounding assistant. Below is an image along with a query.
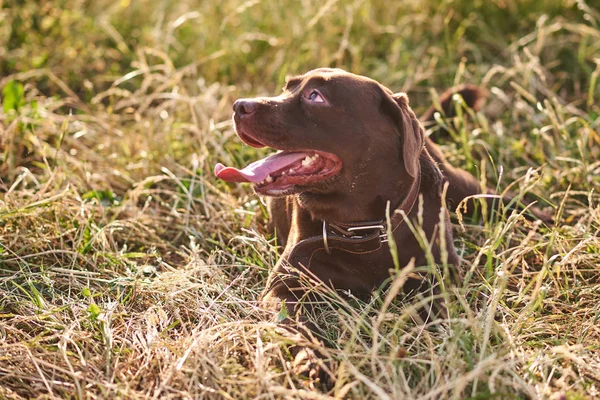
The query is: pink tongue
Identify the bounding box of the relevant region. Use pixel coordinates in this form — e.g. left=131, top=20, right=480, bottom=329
left=214, top=152, right=308, bottom=183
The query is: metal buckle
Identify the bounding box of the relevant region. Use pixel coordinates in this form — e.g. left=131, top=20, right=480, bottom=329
left=346, top=224, right=384, bottom=232
left=323, top=221, right=389, bottom=253
left=347, top=224, right=388, bottom=243
left=380, top=231, right=389, bottom=243
left=322, top=220, right=331, bottom=254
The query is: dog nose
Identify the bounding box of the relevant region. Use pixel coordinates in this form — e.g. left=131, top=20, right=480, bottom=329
left=233, top=99, right=258, bottom=116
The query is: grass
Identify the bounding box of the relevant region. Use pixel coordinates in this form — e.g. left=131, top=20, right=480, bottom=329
left=1, top=0, right=600, bottom=398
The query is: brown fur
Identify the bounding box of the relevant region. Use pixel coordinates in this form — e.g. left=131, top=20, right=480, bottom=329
left=229, top=69, right=551, bottom=384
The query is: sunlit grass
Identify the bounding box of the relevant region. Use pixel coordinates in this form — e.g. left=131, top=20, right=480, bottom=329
left=1, top=0, right=599, bottom=398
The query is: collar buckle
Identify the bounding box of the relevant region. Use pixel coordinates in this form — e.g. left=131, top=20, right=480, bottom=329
left=346, top=224, right=388, bottom=243
left=346, top=224, right=384, bottom=232
left=322, top=221, right=388, bottom=254
left=347, top=224, right=388, bottom=243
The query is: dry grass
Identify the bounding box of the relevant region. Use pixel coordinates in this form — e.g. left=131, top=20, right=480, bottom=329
left=1, top=0, right=600, bottom=398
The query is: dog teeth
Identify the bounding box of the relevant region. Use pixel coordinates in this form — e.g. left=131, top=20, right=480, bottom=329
left=259, top=175, right=273, bottom=185
left=288, top=168, right=294, bottom=174
left=301, top=154, right=319, bottom=167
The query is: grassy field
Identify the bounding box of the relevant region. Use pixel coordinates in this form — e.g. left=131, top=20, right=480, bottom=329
left=1, top=0, right=600, bottom=398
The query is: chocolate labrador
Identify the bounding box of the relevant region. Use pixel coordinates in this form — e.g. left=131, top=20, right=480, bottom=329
left=214, top=68, right=550, bottom=383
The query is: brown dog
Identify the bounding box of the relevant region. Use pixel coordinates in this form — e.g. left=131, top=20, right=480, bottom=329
left=215, top=68, right=550, bottom=382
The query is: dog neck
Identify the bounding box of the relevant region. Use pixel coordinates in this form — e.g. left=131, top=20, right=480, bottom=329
left=295, top=156, right=422, bottom=224
left=290, top=173, right=423, bottom=252
left=280, top=169, right=421, bottom=270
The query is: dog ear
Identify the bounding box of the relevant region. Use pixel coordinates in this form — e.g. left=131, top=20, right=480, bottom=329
left=385, top=92, right=425, bottom=179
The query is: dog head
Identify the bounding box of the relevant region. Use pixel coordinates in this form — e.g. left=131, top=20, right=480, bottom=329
left=215, top=68, right=425, bottom=220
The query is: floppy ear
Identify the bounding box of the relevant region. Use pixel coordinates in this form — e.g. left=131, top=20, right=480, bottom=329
left=384, top=92, right=425, bottom=179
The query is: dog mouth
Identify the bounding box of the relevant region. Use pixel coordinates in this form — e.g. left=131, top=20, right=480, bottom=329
left=236, top=128, right=265, bottom=149
left=214, top=150, right=342, bottom=195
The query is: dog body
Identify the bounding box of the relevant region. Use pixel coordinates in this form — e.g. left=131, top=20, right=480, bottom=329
left=216, top=68, right=459, bottom=309
left=262, top=151, right=455, bottom=307
left=214, top=68, right=548, bottom=380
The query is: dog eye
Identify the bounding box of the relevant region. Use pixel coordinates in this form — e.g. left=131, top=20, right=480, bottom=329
left=306, top=90, right=325, bottom=103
